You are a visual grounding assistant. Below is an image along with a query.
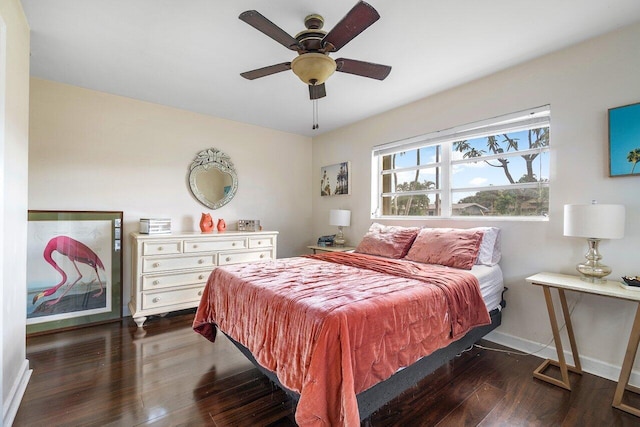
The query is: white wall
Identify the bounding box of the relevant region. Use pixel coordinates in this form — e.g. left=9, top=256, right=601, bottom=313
left=28, top=79, right=313, bottom=316
left=1, top=0, right=31, bottom=425
left=312, top=22, right=640, bottom=381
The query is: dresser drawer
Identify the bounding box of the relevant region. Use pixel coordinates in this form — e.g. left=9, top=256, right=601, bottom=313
left=218, top=250, right=273, bottom=266
left=142, top=270, right=212, bottom=291
left=183, top=238, right=247, bottom=253
left=142, top=255, right=215, bottom=273
left=141, top=286, right=205, bottom=310
left=248, top=236, right=275, bottom=249
left=142, top=241, right=182, bottom=256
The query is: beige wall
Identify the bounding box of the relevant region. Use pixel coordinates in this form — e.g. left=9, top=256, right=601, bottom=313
left=1, top=0, right=31, bottom=424
left=28, top=79, right=313, bottom=316
left=313, top=22, right=640, bottom=382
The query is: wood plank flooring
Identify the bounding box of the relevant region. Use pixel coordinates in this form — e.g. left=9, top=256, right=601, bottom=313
left=14, top=310, right=640, bottom=426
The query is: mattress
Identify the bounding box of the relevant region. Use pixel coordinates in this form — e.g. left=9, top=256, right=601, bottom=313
left=470, top=264, right=504, bottom=312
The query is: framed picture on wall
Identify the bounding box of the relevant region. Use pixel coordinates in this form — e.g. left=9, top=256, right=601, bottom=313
left=320, top=161, right=351, bottom=196
left=609, top=102, right=640, bottom=177
left=26, top=210, right=123, bottom=335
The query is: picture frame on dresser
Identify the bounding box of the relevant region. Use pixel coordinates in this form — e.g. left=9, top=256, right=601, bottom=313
left=26, top=210, right=123, bottom=335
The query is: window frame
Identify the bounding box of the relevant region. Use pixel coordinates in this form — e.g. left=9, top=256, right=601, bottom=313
left=371, top=106, right=550, bottom=220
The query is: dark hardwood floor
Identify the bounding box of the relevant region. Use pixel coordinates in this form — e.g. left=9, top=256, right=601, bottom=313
left=15, top=310, right=640, bottom=426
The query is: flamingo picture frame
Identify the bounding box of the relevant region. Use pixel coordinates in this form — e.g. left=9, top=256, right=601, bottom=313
left=27, top=210, right=123, bottom=335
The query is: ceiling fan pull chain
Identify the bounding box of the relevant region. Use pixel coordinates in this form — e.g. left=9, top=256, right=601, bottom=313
left=312, top=99, right=319, bottom=130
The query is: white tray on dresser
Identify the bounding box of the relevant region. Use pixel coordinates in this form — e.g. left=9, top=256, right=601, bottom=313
left=129, top=230, right=278, bottom=327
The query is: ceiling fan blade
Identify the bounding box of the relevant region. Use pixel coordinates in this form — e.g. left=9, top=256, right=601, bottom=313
left=322, top=1, right=380, bottom=52
left=335, top=58, right=391, bottom=80
left=240, top=62, right=292, bottom=80
left=239, top=10, right=301, bottom=51
left=309, top=83, right=327, bottom=100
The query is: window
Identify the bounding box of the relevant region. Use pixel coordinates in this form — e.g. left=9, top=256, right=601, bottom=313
left=371, top=106, right=550, bottom=219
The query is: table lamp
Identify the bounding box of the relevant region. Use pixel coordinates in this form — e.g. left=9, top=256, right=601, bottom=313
left=329, top=209, right=351, bottom=246
left=563, top=201, right=625, bottom=283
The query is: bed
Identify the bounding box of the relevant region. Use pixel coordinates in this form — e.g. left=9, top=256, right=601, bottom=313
left=193, top=225, right=505, bottom=426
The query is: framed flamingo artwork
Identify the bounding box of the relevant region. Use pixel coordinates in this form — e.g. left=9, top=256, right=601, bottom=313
left=27, top=210, right=123, bottom=335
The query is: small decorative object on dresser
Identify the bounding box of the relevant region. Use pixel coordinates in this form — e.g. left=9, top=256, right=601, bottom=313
left=140, top=218, right=171, bottom=234
left=238, top=219, right=261, bottom=231
left=129, top=230, right=278, bottom=328
left=217, top=218, right=227, bottom=232
left=199, top=213, right=215, bottom=233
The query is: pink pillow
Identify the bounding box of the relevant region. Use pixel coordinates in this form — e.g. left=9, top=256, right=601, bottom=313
left=355, top=223, right=420, bottom=259
left=404, top=228, right=483, bottom=270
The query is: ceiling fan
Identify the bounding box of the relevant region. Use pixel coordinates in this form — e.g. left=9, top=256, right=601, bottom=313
left=238, top=1, right=392, bottom=102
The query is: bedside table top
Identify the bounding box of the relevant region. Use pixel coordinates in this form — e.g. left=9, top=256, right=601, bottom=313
left=526, top=272, right=640, bottom=302
left=307, top=245, right=356, bottom=253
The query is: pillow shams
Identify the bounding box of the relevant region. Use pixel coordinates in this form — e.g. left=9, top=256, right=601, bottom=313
left=470, top=227, right=501, bottom=265
left=355, top=223, right=420, bottom=259
left=404, top=228, right=484, bottom=270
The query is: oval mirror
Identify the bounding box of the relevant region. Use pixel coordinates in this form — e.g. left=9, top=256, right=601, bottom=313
left=188, top=148, right=238, bottom=209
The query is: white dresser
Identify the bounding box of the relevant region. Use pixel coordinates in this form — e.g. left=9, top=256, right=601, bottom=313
left=129, top=230, right=278, bottom=327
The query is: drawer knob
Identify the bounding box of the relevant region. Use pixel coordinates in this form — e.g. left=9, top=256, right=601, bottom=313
left=260, top=254, right=265, bottom=258
left=153, top=280, right=160, bottom=285
left=232, top=242, right=236, bottom=246
left=193, top=244, right=198, bottom=248
left=153, top=262, right=160, bottom=268
left=153, top=297, right=160, bottom=303
left=199, top=274, right=205, bottom=280
left=198, top=290, right=203, bottom=296
left=158, top=246, right=163, bottom=251
left=226, top=257, right=231, bottom=262
left=198, top=259, right=204, bottom=264
left=258, top=241, right=262, bottom=245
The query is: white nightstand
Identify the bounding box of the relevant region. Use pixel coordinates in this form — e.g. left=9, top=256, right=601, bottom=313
left=527, top=272, right=640, bottom=417
left=307, top=245, right=356, bottom=254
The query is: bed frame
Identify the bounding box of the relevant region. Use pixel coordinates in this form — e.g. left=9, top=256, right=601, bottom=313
left=226, top=299, right=505, bottom=421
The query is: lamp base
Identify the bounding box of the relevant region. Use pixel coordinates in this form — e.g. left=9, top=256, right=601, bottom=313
left=576, top=238, right=612, bottom=284
left=334, top=226, right=346, bottom=247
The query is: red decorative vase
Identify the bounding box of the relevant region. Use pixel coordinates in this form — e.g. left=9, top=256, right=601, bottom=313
left=217, top=218, right=226, bottom=232
left=199, top=213, right=214, bottom=233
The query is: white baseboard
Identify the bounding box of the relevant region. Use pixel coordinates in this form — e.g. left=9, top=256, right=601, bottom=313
left=484, top=330, right=640, bottom=387
left=3, top=359, right=31, bottom=427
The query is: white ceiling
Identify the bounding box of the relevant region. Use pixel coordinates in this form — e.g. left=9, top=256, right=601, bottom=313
left=21, top=0, right=640, bottom=137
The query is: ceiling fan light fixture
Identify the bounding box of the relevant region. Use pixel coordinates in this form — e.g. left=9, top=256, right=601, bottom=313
left=291, top=53, right=336, bottom=85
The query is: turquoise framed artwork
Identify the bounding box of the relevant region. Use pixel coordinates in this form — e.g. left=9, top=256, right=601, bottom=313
left=609, top=102, right=640, bottom=177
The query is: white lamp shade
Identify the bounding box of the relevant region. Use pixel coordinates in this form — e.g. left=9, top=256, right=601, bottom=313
left=329, top=209, right=351, bottom=227
left=563, top=204, right=625, bottom=239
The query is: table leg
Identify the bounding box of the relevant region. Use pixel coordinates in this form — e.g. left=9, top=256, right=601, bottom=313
left=533, top=285, right=581, bottom=390
left=612, top=303, right=640, bottom=417
left=558, top=289, right=582, bottom=373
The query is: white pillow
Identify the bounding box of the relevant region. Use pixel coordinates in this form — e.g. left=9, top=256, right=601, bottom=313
left=469, top=227, right=501, bottom=265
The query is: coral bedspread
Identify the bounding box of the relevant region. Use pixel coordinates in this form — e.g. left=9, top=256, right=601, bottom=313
left=193, top=252, right=490, bottom=426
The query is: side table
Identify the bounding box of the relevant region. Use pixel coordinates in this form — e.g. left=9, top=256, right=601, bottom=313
left=527, top=272, right=640, bottom=417
left=307, top=245, right=356, bottom=254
